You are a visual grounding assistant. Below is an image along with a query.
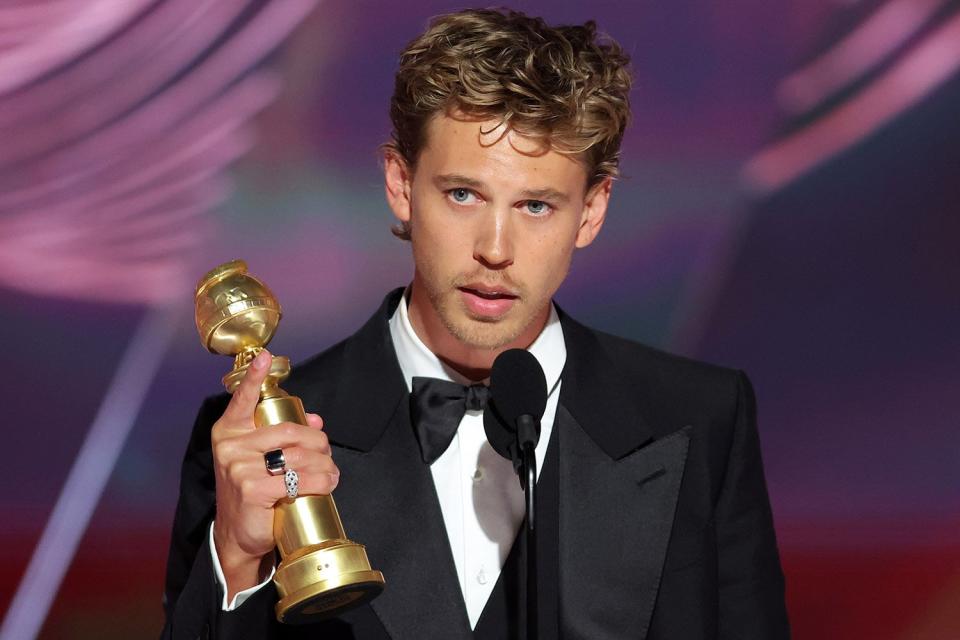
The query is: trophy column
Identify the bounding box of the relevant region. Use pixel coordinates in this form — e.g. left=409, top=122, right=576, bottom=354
left=195, top=260, right=384, bottom=624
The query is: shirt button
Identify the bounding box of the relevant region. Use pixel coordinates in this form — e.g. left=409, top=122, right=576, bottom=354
left=471, top=467, right=484, bottom=482
left=476, top=568, right=487, bottom=585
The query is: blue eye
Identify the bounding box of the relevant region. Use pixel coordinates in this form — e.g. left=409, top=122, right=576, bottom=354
left=524, top=200, right=550, bottom=215
left=450, top=188, right=473, bottom=203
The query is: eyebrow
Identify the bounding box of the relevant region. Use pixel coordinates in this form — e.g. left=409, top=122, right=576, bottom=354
left=433, top=174, right=572, bottom=204
left=434, top=174, right=487, bottom=191
left=520, top=187, right=570, bottom=205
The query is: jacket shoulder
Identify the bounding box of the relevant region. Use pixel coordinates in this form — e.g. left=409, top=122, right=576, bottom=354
left=286, top=334, right=352, bottom=390
left=588, top=327, right=746, bottom=427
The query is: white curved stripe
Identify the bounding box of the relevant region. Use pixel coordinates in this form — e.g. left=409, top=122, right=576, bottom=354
left=0, top=0, right=220, bottom=126
left=0, top=0, right=150, bottom=95
left=0, top=71, right=275, bottom=211
left=0, top=305, right=182, bottom=640
left=0, top=0, right=252, bottom=161
left=743, top=10, right=960, bottom=193
left=778, top=0, right=948, bottom=114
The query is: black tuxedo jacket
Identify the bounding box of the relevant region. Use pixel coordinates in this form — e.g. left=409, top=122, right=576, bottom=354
left=161, top=289, right=789, bottom=639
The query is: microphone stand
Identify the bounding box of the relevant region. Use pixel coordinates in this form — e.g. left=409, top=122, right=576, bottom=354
left=517, top=416, right=539, bottom=640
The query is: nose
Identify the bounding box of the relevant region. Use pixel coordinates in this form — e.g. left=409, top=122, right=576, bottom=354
left=473, top=206, right=514, bottom=270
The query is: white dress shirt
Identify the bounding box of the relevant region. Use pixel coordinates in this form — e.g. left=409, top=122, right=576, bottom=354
left=389, top=293, right=565, bottom=629
left=212, top=293, right=566, bottom=626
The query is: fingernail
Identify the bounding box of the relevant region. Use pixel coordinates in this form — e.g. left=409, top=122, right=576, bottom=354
left=253, top=351, right=270, bottom=370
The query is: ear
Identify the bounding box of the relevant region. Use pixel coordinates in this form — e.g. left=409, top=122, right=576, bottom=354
left=575, top=177, right=611, bottom=248
left=384, top=151, right=413, bottom=223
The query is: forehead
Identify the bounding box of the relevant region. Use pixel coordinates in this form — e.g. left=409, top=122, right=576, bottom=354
left=417, top=113, right=588, bottom=194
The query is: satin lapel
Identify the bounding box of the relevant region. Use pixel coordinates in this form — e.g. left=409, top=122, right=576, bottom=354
left=291, top=288, right=408, bottom=453
left=331, top=399, right=472, bottom=640
left=557, top=406, right=690, bottom=640
left=290, top=289, right=471, bottom=639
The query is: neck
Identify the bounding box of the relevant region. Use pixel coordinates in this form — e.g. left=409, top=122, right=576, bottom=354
left=406, top=281, right=549, bottom=382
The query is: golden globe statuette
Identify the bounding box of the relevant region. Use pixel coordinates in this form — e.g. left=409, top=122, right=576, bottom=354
left=194, top=260, right=384, bottom=624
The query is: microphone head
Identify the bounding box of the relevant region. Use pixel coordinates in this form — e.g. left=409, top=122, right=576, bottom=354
left=489, top=348, right=548, bottom=426
left=483, top=406, right=516, bottom=463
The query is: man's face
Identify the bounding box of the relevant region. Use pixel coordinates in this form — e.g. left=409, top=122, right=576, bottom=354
left=385, top=113, right=609, bottom=353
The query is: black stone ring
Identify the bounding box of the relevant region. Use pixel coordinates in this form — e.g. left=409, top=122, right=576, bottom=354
left=264, top=449, right=286, bottom=476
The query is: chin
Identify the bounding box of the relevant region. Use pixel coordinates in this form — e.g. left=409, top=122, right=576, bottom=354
left=443, top=309, right=531, bottom=351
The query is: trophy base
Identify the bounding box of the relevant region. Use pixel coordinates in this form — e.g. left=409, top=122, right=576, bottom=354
left=274, top=542, right=385, bottom=624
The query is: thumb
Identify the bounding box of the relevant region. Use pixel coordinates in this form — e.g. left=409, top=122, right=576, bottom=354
left=221, top=349, right=272, bottom=425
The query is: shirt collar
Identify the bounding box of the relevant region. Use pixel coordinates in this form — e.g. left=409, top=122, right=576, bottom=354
left=388, top=288, right=566, bottom=397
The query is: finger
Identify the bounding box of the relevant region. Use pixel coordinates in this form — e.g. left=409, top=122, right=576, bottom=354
left=276, top=446, right=337, bottom=474
left=233, top=446, right=336, bottom=478
left=265, top=470, right=340, bottom=503
left=242, top=422, right=332, bottom=455
left=221, top=349, right=273, bottom=425
left=305, top=413, right=324, bottom=429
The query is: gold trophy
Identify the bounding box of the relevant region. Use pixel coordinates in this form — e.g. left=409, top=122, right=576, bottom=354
left=194, top=259, right=384, bottom=623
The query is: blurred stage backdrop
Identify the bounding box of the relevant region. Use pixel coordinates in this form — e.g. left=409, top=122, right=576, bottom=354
left=2, top=1, right=958, bottom=638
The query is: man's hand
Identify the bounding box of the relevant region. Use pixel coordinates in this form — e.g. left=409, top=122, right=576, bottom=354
left=211, top=349, right=340, bottom=601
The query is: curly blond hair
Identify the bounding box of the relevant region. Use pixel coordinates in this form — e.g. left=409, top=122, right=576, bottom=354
left=386, top=9, right=632, bottom=239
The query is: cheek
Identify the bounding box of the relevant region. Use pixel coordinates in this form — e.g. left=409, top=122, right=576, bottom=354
left=410, top=207, right=474, bottom=275
left=412, top=217, right=469, bottom=262
left=412, top=192, right=461, bottom=238
left=522, top=231, right=576, bottom=291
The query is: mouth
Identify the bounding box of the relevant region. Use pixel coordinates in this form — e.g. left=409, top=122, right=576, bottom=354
left=457, top=284, right=519, bottom=317
left=458, top=285, right=519, bottom=300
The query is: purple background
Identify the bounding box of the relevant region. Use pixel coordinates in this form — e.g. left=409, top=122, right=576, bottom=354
left=2, top=1, right=958, bottom=637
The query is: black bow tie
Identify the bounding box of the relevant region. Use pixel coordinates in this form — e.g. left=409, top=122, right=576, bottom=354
left=410, top=377, right=490, bottom=464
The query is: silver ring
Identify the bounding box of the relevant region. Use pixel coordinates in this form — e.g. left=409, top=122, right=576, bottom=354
left=284, top=468, right=299, bottom=499
left=264, top=449, right=286, bottom=476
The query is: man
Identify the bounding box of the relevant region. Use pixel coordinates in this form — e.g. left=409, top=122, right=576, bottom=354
left=162, top=9, right=789, bottom=639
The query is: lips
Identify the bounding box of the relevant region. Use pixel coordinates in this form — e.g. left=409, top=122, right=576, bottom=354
left=461, top=286, right=517, bottom=299
left=458, top=284, right=518, bottom=317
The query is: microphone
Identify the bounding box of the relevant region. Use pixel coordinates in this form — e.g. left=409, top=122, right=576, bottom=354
left=483, top=348, right=548, bottom=471
left=483, top=348, right=547, bottom=640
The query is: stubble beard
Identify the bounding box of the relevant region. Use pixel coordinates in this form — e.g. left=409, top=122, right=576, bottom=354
left=424, top=273, right=545, bottom=351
